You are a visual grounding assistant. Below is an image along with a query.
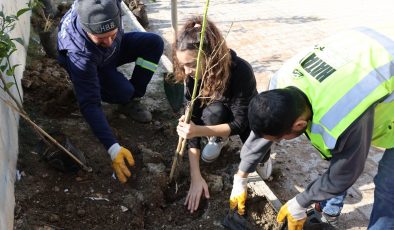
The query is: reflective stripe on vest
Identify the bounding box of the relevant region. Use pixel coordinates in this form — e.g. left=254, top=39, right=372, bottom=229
left=271, top=27, right=394, bottom=158
left=310, top=123, right=336, bottom=149
left=357, top=27, right=394, bottom=57
left=320, top=28, right=394, bottom=132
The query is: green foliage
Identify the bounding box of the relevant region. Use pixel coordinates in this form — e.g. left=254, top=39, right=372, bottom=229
left=0, top=38, right=14, bottom=58
left=6, top=64, right=20, bottom=76
left=0, top=0, right=36, bottom=103
left=17, top=8, right=31, bottom=18
left=4, top=81, right=14, bottom=90
left=0, top=1, right=89, bottom=172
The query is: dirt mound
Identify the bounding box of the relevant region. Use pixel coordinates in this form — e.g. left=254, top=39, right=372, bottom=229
left=22, top=57, right=78, bottom=117
left=16, top=54, right=279, bottom=230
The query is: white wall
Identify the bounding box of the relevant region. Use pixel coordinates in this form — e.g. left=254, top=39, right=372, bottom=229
left=0, top=0, right=30, bottom=229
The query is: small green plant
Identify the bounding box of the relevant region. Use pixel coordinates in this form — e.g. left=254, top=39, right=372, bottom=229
left=0, top=1, right=35, bottom=107
left=0, top=1, right=91, bottom=172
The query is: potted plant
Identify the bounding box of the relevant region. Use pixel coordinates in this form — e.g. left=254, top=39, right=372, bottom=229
left=31, top=0, right=70, bottom=59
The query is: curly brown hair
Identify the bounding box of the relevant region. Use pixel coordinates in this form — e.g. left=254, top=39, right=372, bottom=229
left=173, top=16, right=231, bottom=105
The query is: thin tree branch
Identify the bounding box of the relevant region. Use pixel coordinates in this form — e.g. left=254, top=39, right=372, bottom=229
left=0, top=95, right=92, bottom=172
left=170, top=0, right=210, bottom=181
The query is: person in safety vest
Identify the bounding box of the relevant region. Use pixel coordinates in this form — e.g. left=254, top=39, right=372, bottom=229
left=57, top=0, right=164, bottom=183
left=229, top=27, right=394, bottom=230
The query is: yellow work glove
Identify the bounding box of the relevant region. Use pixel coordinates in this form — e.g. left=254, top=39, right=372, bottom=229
left=108, top=144, right=135, bottom=183
left=229, top=174, right=248, bottom=215
left=277, top=197, right=307, bottom=230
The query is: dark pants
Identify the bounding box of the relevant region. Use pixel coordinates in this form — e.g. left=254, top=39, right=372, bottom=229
left=320, top=148, right=394, bottom=229
left=200, top=102, right=271, bottom=163
left=201, top=101, right=251, bottom=143
left=196, top=101, right=271, bottom=163
left=99, top=32, right=163, bottom=104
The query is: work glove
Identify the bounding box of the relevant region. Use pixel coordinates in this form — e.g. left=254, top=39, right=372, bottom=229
left=108, top=144, right=135, bottom=183
left=229, top=174, right=248, bottom=215
left=277, top=197, right=307, bottom=230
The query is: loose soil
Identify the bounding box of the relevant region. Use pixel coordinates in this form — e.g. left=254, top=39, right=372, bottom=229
left=14, top=47, right=280, bottom=229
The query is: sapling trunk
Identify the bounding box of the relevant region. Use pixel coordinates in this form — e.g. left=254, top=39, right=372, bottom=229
left=169, top=0, right=210, bottom=181
left=171, top=0, right=178, bottom=43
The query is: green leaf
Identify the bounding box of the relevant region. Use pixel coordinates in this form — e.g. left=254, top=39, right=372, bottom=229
left=4, top=82, right=14, bottom=90
left=0, top=11, right=4, bottom=19
left=5, top=64, right=19, bottom=76
left=0, top=64, right=7, bottom=72
left=17, top=8, right=31, bottom=18
left=1, top=32, right=10, bottom=40
left=12, top=37, right=24, bottom=46
left=0, top=41, right=12, bottom=58
left=6, top=67, right=14, bottom=76
left=5, top=15, right=17, bottom=24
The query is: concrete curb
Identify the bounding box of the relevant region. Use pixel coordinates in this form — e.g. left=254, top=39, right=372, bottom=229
left=121, top=2, right=173, bottom=73
left=119, top=2, right=173, bottom=114
left=248, top=172, right=283, bottom=213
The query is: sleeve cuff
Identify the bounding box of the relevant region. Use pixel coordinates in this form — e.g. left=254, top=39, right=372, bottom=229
left=187, top=137, right=201, bottom=149
left=228, top=122, right=237, bottom=136
left=295, top=193, right=312, bottom=208
left=108, top=143, right=121, bottom=160
left=288, top=197, right=307, bottom=220
left=238, top=160, right=259, bottom=173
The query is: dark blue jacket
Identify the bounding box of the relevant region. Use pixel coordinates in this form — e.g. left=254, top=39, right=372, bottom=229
left=57, top=1, right=123, bottom=150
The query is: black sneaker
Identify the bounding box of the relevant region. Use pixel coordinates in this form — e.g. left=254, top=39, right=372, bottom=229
left=321, top=212, right=339, bottom=229
left=311, top=203, right=339, bottom=229
left=118, top=99, right=152, bottom=123
left=305, top=209, right=337, bottom=230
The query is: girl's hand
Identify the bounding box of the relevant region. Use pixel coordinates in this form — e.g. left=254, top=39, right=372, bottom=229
left=184, top=174, right=210, bottom=213
left=177, top=115, right=198, bottom=139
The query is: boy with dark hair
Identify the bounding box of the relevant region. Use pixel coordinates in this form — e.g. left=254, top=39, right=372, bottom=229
left=230, top=27, right=394, bottom=229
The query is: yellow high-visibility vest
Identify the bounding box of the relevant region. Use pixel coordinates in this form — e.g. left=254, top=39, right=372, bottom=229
left=270, top=27, right=394, bottom=159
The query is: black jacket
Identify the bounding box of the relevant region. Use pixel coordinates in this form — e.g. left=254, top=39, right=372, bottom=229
left=185, top=50, right=257, bottom=149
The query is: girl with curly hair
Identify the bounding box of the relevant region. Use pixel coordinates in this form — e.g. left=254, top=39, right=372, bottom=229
left=174, top=16, right=258, bottom=213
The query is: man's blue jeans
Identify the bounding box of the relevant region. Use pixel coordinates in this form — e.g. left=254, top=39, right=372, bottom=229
left=319, top=192, right=347, bottom=216
left=368, top=148, right=394, bottom=229
left=319, top=148, right=394, bottom=229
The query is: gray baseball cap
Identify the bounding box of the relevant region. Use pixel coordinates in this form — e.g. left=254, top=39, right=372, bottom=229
left=76, top=0, right=120, bottom=34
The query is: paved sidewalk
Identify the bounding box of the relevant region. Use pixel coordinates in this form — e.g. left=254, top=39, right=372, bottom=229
left=142, top=0, right=394, bottom=229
